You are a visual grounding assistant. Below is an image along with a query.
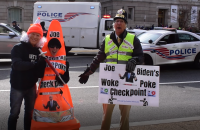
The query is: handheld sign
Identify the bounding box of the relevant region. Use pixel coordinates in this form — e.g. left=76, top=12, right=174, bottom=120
left=98, top=63, right=160, bottom=107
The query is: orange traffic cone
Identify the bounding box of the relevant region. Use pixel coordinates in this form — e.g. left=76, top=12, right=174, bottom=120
left=31, top=84, right=80, bottom=130
left=31, top=19, right=80, bottom=130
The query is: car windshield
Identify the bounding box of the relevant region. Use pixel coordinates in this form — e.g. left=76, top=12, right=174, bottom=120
left=5, top=24, right=21, bottom=36
left=137, top=32, right=162, bottom=44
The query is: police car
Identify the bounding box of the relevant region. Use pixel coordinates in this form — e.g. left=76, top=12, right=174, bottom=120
left=137, top=28, right=200, bottom=69
left=127, top=29, right=146, bottom=36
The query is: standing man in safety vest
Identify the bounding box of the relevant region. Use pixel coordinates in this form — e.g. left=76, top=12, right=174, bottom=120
left=79, top=9, right=144, bottom=130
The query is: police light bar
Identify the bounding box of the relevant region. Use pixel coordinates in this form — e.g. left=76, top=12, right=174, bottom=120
left=103, top=15, right=111, bottom=18
left=90, top=6, right=95, bottom=9
left=162, top=28, right=177, bottom=33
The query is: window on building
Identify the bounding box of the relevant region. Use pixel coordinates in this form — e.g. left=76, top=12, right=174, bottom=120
left=108, top=10, right=111, bottom=15
left=104, top=7, right=107, bottom=15
left=8, top=8, right=22, bottom=23
left=128, top=7, right=134, bottom=20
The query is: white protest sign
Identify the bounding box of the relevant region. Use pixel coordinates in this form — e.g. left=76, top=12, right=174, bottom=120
left=98, top=63, right=160, bottom=107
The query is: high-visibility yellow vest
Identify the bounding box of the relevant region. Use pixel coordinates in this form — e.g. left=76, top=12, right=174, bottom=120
left=105, top=33, right=135, bottom=64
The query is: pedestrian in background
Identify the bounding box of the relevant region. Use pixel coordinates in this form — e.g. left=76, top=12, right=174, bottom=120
left=12, top=21, right=22, bottom=33
left=152, top=24, right=154, bottom=30
left=78, top=8, right=143, bottom=130
left=40, top=21, right=48, bottom=37
left=8, top=18, right=46, bottom=130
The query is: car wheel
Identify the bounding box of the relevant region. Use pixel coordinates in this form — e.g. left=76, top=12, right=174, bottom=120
left=194, top=53, right=200, bottom=69
left=144, top=55, right=153, bottom=65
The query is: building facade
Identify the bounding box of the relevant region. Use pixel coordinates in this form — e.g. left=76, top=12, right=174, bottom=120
left=0, top=0, right=200, bottom=30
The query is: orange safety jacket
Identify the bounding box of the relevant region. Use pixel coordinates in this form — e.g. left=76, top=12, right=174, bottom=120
left=31, top=20, right=80, bottom=130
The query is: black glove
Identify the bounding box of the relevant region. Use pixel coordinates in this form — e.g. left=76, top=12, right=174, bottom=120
left=56, top=74, right=64, bottom=85
left=79, top=67, right=93, bottom=84
left=126, top=57, right=137, bottom=72
left=56, top=74, right=66, bottom=85
left=34, top=56, right=46, bottom=69
left=66, top=61, right=69, bottom=69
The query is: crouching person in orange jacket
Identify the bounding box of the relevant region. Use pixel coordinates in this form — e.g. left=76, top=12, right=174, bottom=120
left=31, top=20, right=80, bottom=130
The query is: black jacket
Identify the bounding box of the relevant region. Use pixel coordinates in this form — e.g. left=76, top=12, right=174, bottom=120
left=12, top=25, right=22, bottom=33
left=42, top=27, right=48, bottom=37
left=10, top=41, right=45, bottom=90
left=62, top=60, right=70, bottom=83
left=90, top=30, right=144, bottom=72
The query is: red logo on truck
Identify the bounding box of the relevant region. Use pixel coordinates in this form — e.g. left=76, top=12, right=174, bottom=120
left=64, top=12, right=93, bottom=21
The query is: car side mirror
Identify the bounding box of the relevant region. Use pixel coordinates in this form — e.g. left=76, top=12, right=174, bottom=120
left=157, top=41, right=167, bottom=45
left=148, top=39, right=153, bottom=44
left=9, top=32, right=16, bottom=37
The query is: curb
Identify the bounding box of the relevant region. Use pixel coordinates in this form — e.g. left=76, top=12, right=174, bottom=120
left=80, top=116, right=200, bottom=130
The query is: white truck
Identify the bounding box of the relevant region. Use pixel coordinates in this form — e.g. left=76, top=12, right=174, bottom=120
left=33, top=2, right=114, bottom=52
left=33, top=2, right=143, bottom=52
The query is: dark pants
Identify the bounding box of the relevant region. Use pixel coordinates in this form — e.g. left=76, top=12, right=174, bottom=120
left=8, top=85, right=36, bottom=130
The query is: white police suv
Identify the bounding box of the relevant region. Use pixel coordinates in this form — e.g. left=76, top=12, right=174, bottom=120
left=137, top=28, right=200, bottom=69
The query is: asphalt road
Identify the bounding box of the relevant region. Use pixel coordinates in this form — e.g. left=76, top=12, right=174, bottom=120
left=0, top=49, right=200, bottom=130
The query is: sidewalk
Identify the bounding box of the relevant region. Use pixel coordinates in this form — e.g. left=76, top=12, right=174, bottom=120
left=110, top=120, right=200, bottom=130
left=80, top=116, right=200, bottom=130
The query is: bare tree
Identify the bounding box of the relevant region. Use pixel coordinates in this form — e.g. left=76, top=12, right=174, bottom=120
left=179, top=3, right=198, bottom=30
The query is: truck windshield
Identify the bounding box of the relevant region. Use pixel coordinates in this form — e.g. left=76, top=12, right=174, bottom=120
left=137, top=32, right=162, bottom=44
left=105, top=20, right=113, bottom=31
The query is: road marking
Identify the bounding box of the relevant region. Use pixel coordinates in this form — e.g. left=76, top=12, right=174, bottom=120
left=0, top=68, right=10, bottom=70
left=66, top=56, right=94, bottom=58
left=0, top=80, right=200, bottom=92
left=70, top=49, right=98, bottom=53
left=69, top=86, right=99, bottom=88
left=0, top=59, right=11, bottom=62
left=0, top=66, right=90, bottom=70
left=0, top=90, right=10, bottom=92
left=69, top=66, right=88, bottom=68
left=159, top=81, right=200, bottom=84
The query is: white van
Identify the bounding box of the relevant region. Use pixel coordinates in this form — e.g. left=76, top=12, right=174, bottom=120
left=33, top=2, right=115, bottom=52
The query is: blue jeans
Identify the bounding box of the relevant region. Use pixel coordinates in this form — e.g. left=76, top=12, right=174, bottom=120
left=8, top=86, right=36, bottom=130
